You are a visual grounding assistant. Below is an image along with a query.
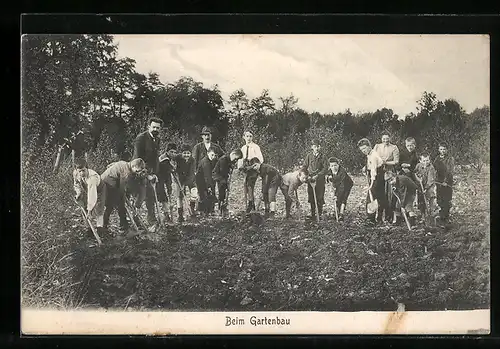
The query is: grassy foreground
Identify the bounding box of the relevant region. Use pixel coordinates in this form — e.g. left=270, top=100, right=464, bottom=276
left=22, top=166, right=490, bottom=311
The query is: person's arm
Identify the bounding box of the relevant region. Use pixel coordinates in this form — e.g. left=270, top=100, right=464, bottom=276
left=301, top=154, right=310, bottom=173
left=318, top=154, right=329, bottom=177
left=255, top=144, right=264, bottom=163
left=446, top=157, right=455, bottom=184
left=368, top=154, right=379, bottom=188
left=192, top=144, right=200, bottom=173
left=187, top=159, right=196, bottom=188
left=73, top=170, right=82, bottom=199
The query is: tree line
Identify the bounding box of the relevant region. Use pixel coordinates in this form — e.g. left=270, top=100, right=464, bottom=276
left=22, top=34, right=490, bottom=174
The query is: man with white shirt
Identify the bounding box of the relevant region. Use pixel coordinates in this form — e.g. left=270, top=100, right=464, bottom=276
left=192, top=126, right=224, bottom=213
left=237, top=130, right=264, bottom=213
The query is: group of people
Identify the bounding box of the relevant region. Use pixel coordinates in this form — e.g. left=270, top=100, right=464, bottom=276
left=73, top=117, right=455, bottom=237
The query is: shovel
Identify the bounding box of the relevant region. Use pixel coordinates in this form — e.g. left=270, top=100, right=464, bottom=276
left=73, top=198, right=102, bottom=245
left=333, top=196, right=339, bottom=222
left=150, top=180, right=165, bottom=226
left=367, top=187, right=378, bottom=215
left=416, top=176, right=434, bottom=226
left=310, top=180, right=320, bottom=223
left=392, top=188, right=412, bottom=231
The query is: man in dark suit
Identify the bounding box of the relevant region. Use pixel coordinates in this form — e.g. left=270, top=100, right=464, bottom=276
left=192, top=126, right=224, bottom=213
left=132, top=117, right=163, bottom=224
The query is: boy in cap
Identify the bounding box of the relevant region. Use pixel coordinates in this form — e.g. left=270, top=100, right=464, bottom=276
left=158, top=142, right=179, bottom=221
left=280, top=168, right=309, bottom=218
left=101, top=158, right=146, bottom=234
left=433, top=143, right=455, bottom=223
left=357, top=138, right=386, bottom=224
left=196, top=147, right=218, bottom=216
left=301, top=139, right=329, bottom=219
left=326, top=157, right=353, bottom=221
left=237, top=130, right=264, bottom=213
left=212, top=149, right=243, bottom=217
left=173, top=144, right=197, bottom=223
left=192, top=126, right=224, bottom=213
left=385, top=171, right=418, bottom=227
left=414, top=152, right=439, bottom=219
left=73, top=158, right=106, bottom=234
left=249, top=158, right=282, bottom=218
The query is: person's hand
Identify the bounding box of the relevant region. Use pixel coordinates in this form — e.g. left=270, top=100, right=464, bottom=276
left=87, top=208, right=92, bottom=216
left=332, top=195, right=337, bottom=201
left=208, top=187, right=213, bottom=195
left=148, top=174, right=158, bottom=183
left=326, top=175, right=332, bottom=183
left=75, top=193, right=81, bottom=201
left=311, top=175, right=318, bottom=182
left=402, top=163, right=410, bottom=168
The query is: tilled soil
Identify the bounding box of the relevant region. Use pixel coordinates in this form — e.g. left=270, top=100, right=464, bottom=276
left=67, top=170, right=490, bottom=311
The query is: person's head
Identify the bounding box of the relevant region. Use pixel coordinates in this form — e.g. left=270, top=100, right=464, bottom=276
left=75, top=158, right=89, bottom=177
left=166, top=143, right=178, bottom=158
left=438, top=143, right=448, bottom=157
left=229, top=149, right=243, bottom=162
left=419, top=152, right=431, bottom=167
left=243, top=131, right=253, bottom=144
left=329, top=157, right=340, bottom=173
left=130, top=158, right=146, bottom=175
left=311, top=139, right=321, bottom=154
left=249, top=157, right=261, bottom=170
left=357, top=138, right=372, bottom=155
left=148, top=117, right=163, bottom=138
left=207, top=148, right=217, bottom=161
left=381, top=134, right=391, bottom=145
left=180, top=144, right=192, bottom=160
left=201, top=126, right=212, bottom=143
left=298, top=169, right=308, bottom=183
left=405, top=137, right=416, bottom=152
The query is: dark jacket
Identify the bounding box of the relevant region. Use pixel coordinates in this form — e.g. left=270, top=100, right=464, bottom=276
left=391, top=174, right=418, bottom=206
left=192, top=142, right=224, bottom=172
left=175, top=156, right=196, bottom=188
left=398, top=148, right=419, bottom=174
left=212, top=154, right=234, bottom=184
left=327, top=166, right=353, bottom=193
left=159, top=156, right=176, bottom=195
left=258, top=163, right=281, bottom=191
left=132, top=131, right=160, bottom=174
left=301, top=152, right=329, bottom=179
left=433, top=155, right=455, bottom=185
left=196, top=156, right=217, bottom=189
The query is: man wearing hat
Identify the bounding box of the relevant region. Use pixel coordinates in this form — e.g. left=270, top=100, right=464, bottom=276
left=158, top=142, right=179, bottom=221
left=132, top=117, right=163, bottom=224
left=192, top=126, right=224, bottom=213
left=237, top=130, right=264, bottom=213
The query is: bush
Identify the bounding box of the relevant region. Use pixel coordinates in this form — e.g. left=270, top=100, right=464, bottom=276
left=21, top=147, right=84, bottom=309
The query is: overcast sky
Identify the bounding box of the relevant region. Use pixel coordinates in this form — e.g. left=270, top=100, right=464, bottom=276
left=113, top=34, right=489, bottom=116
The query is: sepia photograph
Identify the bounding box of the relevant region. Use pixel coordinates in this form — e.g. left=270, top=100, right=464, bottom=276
left=21, top=33, right=490, bottom=335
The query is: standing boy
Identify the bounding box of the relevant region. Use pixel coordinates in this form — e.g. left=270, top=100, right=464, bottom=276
left=73, top=158, right=106, bottom=235
left=326, top=157, right=353, bottom=221
left=358, top=138, right=386, bottom=224
left=249, top=158, right=282, bottom=218
left=212, top=149, right=243, bottom=217
left=157, top=142, right=178, bottom=221
left=280, top=168, right=309, bottom=218
left=414, top=152, right=438, bottom=219
left=173, top=144, right=197, bottom=223
left=237, top=131, right=264, bottom=213
left=301, top=139, right=329, bottom=219
left=195, top=147, right=218, bottom=216
left=101, top=158, right=146, bottom=234
left=433, top=143, right=455, bottom=223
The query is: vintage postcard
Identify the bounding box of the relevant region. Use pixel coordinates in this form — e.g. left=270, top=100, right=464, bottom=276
left=21, top=34, right=490, bottom=335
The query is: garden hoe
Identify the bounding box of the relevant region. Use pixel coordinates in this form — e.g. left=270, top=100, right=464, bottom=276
left=391, top=187, right=412, bottom=231
left=311, top=181, right=320, bottom=223
left=416, top=176, right=436, bottom=227
left=73, top=198, right=102, bottom=246
left=150, top=180, right=166, bottom=227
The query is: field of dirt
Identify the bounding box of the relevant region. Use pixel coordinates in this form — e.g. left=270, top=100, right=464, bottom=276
left=65, top=167, right=489, bottom=311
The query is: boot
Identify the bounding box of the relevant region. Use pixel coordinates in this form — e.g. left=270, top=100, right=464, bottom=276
left=221, top=204, right=229, bottom=218
left=269, top=202, right=276, bottom=218
left=264, top=202, right=270, bottom=218
left=285, top=201, right=292, bottom=219
left=317, top=204, right=323, bottom=218
left=178, top=208, right=184, bottom=223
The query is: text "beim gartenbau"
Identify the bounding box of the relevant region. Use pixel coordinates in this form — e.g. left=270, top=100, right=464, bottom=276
left=225, top=316, right=291, bottom=326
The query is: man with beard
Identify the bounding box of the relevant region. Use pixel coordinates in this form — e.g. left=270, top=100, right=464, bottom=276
left=132, top=117, right=163, bottom=225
